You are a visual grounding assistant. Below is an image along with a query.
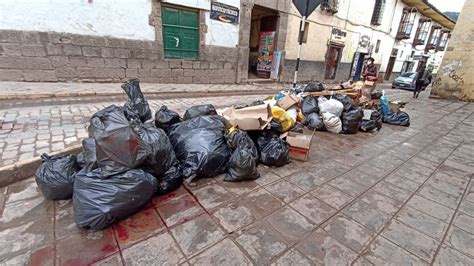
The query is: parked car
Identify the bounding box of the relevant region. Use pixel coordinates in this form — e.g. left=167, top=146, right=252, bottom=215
left=392, top=72, right=431, bottom=91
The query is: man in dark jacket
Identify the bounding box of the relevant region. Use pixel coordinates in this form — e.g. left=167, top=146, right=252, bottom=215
left=414, top=64, right=429, bottom=98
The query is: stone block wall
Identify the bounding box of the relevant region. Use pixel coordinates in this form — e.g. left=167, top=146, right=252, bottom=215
left=281, top=60, right=353, bottom=83
left=0, top=30, right=238, bottom=83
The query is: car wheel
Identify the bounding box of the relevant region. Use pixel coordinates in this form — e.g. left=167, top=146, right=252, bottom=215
left=391, top=86, right=395, bottom=89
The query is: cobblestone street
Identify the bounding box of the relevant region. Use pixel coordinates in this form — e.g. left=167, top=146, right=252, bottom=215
left=0, top=84, right=473, bottom=265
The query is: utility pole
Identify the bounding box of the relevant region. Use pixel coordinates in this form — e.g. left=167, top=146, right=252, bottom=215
left=292, top=0, right=322, bottom=88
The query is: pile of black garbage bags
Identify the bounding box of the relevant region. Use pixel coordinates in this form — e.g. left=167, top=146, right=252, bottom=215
left=300, top=88, right=409, bottom=134
left=35, top=79, right=289, bottom=230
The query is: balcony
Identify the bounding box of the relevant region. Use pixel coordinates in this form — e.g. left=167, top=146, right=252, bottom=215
left=425, top=43, right=436, bottom=50
left=396, top=31, right=411, bottom=40
left=413, top=38, right=425, bottom=46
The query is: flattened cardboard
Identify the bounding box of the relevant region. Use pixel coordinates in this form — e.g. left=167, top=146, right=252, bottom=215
left=222, top=104, right=272, bottom=130
left=278, top=94, right=299, bottom=110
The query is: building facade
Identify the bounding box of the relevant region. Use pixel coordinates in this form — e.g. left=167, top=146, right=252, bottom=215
left=0, top=0, right=454, bottom=84
left=431, top=0, right=472, bottom=101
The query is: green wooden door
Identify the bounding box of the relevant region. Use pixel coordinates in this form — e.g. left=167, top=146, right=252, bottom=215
left=162, top=6, right=199, bottom=59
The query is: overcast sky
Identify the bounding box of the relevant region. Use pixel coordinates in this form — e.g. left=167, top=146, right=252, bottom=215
left=429, top=0, right=465, bottom=12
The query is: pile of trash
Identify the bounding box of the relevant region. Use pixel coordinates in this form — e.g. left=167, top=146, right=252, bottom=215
left=35, top=79, right=293, bottom=230
left=285, top=80, right=410, bottom=134
left=35, top=78, right=410, bottom=230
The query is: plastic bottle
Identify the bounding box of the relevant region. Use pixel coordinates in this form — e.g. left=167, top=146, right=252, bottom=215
left=380, top=90, right=389, bottom=115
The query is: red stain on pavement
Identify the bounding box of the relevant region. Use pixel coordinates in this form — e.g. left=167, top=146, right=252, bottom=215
left=28, top=246, right=54, bottom=266
left=153, top=192, right=177, bottom=205
left=114, top=224, right=129, bottom=240
left=101, top=244, right=116, bottom=253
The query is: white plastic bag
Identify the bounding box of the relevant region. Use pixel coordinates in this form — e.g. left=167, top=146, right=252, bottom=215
left=318, top=96, right=343, bottom=117
left=286, top=106, right=298, bottom=122
left=322, top=112, right=342, bottom=134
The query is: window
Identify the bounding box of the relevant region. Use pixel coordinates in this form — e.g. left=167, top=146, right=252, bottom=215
left=437, top=30, right=450, bottom=51
left=371, top=0, right=386, bottom=26
left=413, top=18, right=431, bottom=45
left=375, top=40, right=381, bottom=53
left=162, top=6, right=199, bottom=59
left=410, top=51, right=415, bottom=58
left=396, top=7, right=417, bottom=39
left=391, top=48, right=399, bottom=57
left=321, top=0, right=339, bottom=14
left=400, top=50, right=404, bottom=58
left=426, top=25, right=442, bottom=49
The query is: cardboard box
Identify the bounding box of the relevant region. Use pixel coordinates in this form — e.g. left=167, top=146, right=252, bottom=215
left=222, top=104, right=272, bottom=130
left=277, top=94, right=299, bottom=110
left=285, top=131, right=313, bottom=161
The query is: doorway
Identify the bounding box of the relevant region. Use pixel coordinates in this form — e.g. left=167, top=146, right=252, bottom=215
left=248, top=6, right=279, bottom=79
left=384, top=56, right=396, bottom=80
left=350, top=52, right=367, bottom=81
left=325, top=45, right=342, bottom=80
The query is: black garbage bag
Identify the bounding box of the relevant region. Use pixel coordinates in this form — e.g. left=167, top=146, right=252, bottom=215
left=257, top=134, right=289, bottom=167
left=333, top=94, right=354, bottom=112
left=303, top=82, right=324, bottom=92
left=73, top=168, right=157, bottom=230
left=370, top=90, right=383, bottom=99
left=301, top=96, right=319, bottom=116
left=183, top=104, right=217, bottom=120
left=81, top=138, right=97, bottom=170
left=35, top=154, right=80, bottom=200
left=269, top=119, right=284, bottom=134
left=359, top=120, right=378, bottom=132
left=168, top=115, right=231, bottom=179
left=137, top=125, right=177, bottom=177
left=225, top=129, right=258, bottom=158
left=89, top=105, right=149, bottom=176
left=225, top=140, right=260, bottom=182
left=156, top=163, right=183, bottom=195
left=76, top=152, right=85, bottom=169
left=250, top=100, right=265, bottom=107
left=304, top=113, right=326, bottom=131
left=383, top=111, right=410, bottom=127
left=341, top=108, right=364, bottom=134
left=361, top=109, right=383, bottom=132
left=154, top=106, right=182, bottom=131
left=122, top=79, right=152, bottom=122
left=290, top=122, right=305, bottom=133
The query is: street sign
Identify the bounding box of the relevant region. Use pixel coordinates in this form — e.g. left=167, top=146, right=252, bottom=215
left=292, top=0, right=322, bottom=17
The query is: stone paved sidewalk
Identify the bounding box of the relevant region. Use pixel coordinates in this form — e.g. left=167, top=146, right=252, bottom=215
left=0, top=88, right=473, bottom=265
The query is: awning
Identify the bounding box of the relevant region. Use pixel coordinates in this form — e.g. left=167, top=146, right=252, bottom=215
left=402, top=0, right=456, bottom=30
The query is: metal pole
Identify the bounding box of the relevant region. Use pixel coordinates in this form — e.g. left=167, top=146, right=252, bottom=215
left=293, top=0, right=310, bottom=88
left=292, top=16, right=306, bottom=88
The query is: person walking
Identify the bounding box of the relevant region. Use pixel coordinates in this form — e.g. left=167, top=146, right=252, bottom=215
left=414, top=65, right=428, bottom=98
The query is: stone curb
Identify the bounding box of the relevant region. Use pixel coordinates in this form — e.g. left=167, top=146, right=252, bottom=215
left=0, top=144, right=82, bottom=188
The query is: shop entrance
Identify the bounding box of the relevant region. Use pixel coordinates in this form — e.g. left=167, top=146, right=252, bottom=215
left=350, top=52, right=368, bottom=81
left=324, top=44, right=343, bottom=80
left=384, top=56, right=396, bottom=80
left=248, top=5, right=279, bottom=79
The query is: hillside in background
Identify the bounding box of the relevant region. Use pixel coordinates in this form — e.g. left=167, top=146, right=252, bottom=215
left=444, top=11, right=460, bottom=21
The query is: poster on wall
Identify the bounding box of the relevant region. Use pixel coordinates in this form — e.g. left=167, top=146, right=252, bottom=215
left=210, top=2, right=239, bottom=24
left=257, top=31, right=276, bottom=78
left=270, top=50, right=282, bottom=80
